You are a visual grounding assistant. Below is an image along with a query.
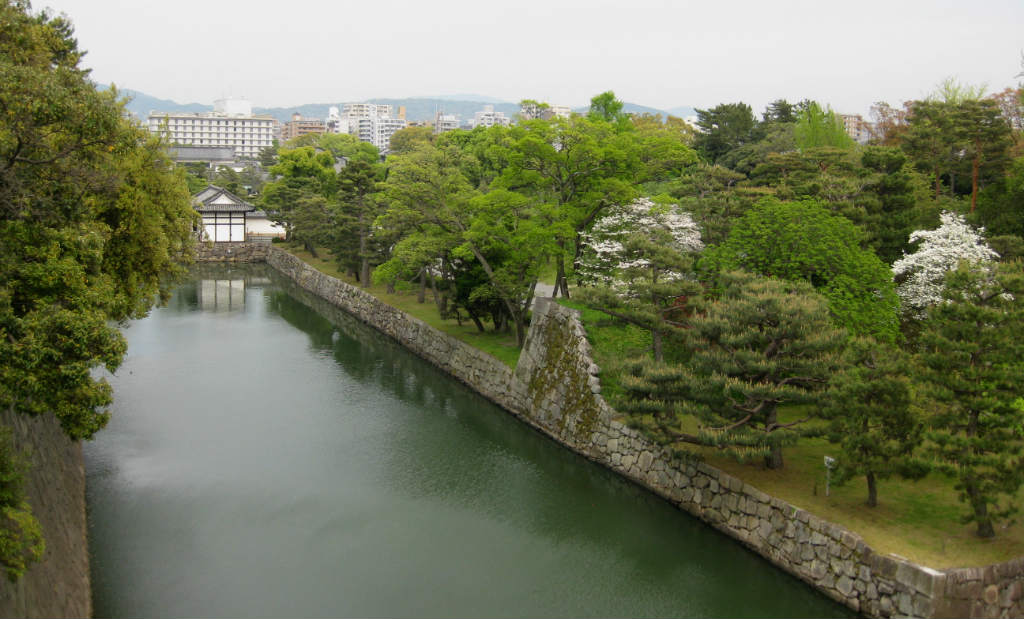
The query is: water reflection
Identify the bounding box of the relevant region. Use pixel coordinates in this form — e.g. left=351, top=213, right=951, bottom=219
left=86, top=266, right=852, bottom=619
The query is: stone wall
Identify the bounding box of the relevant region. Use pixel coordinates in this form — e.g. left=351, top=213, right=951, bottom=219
left=266, top=246, right=1024, bottom=618
left=195, top=240, right=271, bottom=263
left=0, top=411, right=91, bottom=618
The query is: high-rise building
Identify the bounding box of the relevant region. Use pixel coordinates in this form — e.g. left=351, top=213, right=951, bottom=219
left=280, top=112, right=327, bottom=142
left=147, top=98, right=274, bottom=160
left=434, top=111, right=460, bottom=135
left=470, top=105, right=511, bottom=129
left=337, top=103, right=407, bottom=154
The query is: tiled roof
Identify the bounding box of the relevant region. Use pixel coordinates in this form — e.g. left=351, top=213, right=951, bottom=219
left=191, top=185, right=255, bottom=212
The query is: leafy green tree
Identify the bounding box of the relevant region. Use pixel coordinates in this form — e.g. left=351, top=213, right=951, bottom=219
left=0, top=428, right=43, bottom=582
left=976, top=156, right=1024, bottom=237
left=823, top=338, right=924, bottom=507
left=388, top=126, right=435, bottom=155
left=498, top=114, right=640, bottom=297
left=588, top=90, right=630, bottom=127
left=702, top=198, right=901, bottom=342
left=620, top=271, right=845, bottom=468
left=0, top=0, right=195, bottom=577
left=692, top=102, right=757, bottom=164
left=260, top=146, right=338, bottom=239
left=794, top=101, right=856, bottom=150
left=331, top=160, right=383, bottom=285
left=915, top=261, right=1024, bottom=538
left=319, top=133, right=380, bottom=166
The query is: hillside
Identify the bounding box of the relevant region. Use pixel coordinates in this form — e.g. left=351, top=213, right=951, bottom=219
left=108, top=86, right=694, bottom=125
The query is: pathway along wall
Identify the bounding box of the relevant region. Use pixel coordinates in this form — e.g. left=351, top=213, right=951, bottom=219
left=0, top=410, right=91, bottom=618
left=266, top=247, right=1023, bottom=619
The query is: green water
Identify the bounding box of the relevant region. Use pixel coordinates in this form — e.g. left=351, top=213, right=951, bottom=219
left=85, top=265, right=852, bottom=618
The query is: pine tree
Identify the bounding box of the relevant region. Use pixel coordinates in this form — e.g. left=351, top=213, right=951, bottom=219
left=915, top=261, right=1024, bottom=537
left=619, top=271, right=845, bottom=469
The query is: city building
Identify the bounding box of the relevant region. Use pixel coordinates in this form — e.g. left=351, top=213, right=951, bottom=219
left=470, top=105, right=511, bottom=129
left=147, top=98, right=274, bottom=160
left=337, top=102, right=407, bottom=154
left=280, top=112, right=326, bottom=142
left=519, top=101, right=572, bottom=121
left=325, top=106, right=351, bottom=134
left=434, top=111, right=460, bottom=135
left=839, top=114, right=873, bottom=145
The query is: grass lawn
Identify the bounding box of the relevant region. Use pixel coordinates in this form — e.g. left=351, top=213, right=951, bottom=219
left=279, top=245, right=521, bottom=368
left=564, top=299, right=1024, bottom=569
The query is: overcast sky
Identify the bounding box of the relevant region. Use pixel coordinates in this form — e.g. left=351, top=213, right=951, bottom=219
left=40, top=0, right=1024, bottom=117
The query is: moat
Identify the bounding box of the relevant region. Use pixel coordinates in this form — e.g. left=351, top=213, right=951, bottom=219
left=85, top=265, right=850, bottom=617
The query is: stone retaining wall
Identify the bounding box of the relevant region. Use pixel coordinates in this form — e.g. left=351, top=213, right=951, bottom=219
left=195, top=240, right=271, bottom=263
left=0, top=411, right=91, bottom=618
left=266, top=246, right=1024, bottom=618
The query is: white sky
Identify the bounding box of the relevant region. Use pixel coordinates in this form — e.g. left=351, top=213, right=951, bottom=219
left=40, top=0, right=1024, bottom=117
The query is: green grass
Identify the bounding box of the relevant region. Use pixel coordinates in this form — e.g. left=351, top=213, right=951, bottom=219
left=281, top=246, right=520, bottom=368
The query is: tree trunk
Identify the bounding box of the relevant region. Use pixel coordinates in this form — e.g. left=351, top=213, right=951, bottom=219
left=555, top=256, right=570, bottom=298
left=764, top=406, right=783, bottom=469
left=866, top=471, right=878, bottom=508
left=966, top=479, right=995, bottom=538
left=934, top=167, right=941, bottom=199
left=417, top=270, right=426, bottom=304
left=359, top=228, right=370, bottom=288
left=652, top=329, right=663, bottom=363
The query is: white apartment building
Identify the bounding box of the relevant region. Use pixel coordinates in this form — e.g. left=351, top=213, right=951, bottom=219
left=343, top=103, right=393, bottom=119
left=334, top=103, right=407, bottom=154
left=470, top=105, right=511, bottom=129
left=148, top=98, right=274, bottom=160
left=434, top=111, right=460, bottom=135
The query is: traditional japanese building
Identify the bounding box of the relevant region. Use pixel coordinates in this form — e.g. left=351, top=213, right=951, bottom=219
left=192, top=185, right=255, bottom=242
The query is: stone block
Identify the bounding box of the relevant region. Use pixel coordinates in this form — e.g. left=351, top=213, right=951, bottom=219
left=896, top=561, right=944, bottom=598
left=836, top=575, right=854, bottom=597
left=897, top=592, right=913, bottom=616
left=620, top=454, right=636, bottom=469
left=810, top=531, right=828, bottom=546
left=800, top=544, right=815, bottom=562
left=638, top=451, right=653, bottom=471
left=809, top=559, right=828, bottom=580
left=757, top=519, right=772, bottom=541
left=757, top=503, right=772, bottom=520
left=866, top=582, right=878, bottom=600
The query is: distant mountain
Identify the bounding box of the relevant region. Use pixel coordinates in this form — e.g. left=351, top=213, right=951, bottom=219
left=426, top=94, right=511, bottom=104
left=571, top=102, right=675, bottom=118
left=104, top=86, right=212, bottom=119
left=665, top=106, right=698, bottom=119
left=104, top=86, right=696, bottom=125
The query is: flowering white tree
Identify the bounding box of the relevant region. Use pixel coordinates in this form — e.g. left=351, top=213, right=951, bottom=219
left=892, top=211, right=999, bottom=318
left=578, top=197, right=703, bottom=285
left=577, top=197, right=704, bottom=361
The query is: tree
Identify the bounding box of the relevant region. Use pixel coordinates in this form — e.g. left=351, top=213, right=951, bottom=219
left=331, top=160, right=383, bottom=285
left=576, top=198, right=704, bottom=361
left=388, top=125, right=435, bottom=155
left=587, top=90, right=629, bottom=127
left=793, top=101, right=855, bottom=150
left=892, top=211, right=999, bottom=318
left=0, top=0, right=196, bottom=577
left=497, top=113, right=640, bottom=297
left=692, top=102, right=757, bottom=164
left=976, top=155, right=1024, bottom=237
left=822, top=338, right=923, bottom=507
left=703, top=198, right=901, bottom=342
left=620, top=271, right=845, bottom=469
left=915, top=261, right=1024, bottom=538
